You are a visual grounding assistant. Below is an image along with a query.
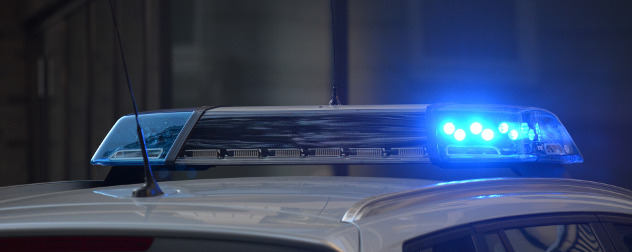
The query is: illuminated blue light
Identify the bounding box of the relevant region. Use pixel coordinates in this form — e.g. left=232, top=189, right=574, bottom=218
left=454, top=129, right=466, bottom=141
left=498, top=122, right=509, bottom=134
left=443, top=122, right=455, bottom=135
left=470, top=122, right=483, bottom=134
left=429, top=104, right=583, bottom=164
left=482, top=129, right=494, bottom=141
left=528, top=129, right=535, bottom=141
left=508, top=129, right=519, bottom=140
left=520, top=123, right=529, bottom=134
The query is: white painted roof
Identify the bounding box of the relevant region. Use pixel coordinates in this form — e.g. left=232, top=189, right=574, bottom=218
left=1, top=176, right=632, bottom=251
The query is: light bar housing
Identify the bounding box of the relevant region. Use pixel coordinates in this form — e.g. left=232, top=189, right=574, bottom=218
left=176, top=105, right=429, bottom=165
left=90, top=104, right=582, bottom=167
left=91, top=110, right=194, bottom=165
left=427, top=104, right=583, bottom=164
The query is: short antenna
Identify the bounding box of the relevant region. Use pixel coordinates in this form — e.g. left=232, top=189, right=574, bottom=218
left=109, top=0, right=163, bottom=197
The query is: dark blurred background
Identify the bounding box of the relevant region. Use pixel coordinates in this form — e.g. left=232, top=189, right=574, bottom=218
left=1, top=0, right=631, bottom=188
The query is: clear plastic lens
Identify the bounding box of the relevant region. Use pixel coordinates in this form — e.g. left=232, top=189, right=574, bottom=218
left=454, top=129, right=466, bottom=141
left=443, top=122, right=455, bottom=135
left=470, top=122, right=483, bottom=134
left=482, top=129, right=494, bottom=141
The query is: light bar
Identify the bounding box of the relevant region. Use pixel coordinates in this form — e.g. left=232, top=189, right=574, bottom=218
left=427, top=104, right=583, bottom=164
left=90, top=104, right=582, bottom=167
left=176, top=105, right=428, bottom=165
left=91, top=111, right=194, bottom=165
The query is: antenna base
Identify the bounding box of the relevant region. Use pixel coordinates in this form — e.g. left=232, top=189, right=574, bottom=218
left=132, top=182, right=164, bottom=197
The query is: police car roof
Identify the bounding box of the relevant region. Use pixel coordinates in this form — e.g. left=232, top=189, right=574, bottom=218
left=1, top=176, right=631, bottom=251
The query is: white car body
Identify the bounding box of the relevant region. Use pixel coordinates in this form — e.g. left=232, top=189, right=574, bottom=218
left=2, top=176, right=631, bottom=251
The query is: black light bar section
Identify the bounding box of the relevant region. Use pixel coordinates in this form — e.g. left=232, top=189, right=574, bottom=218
left=175, top=105, right=429, bottom=165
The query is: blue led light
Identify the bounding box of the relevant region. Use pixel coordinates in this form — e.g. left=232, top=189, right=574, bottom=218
left=498, top=122, right=509, bottom=134
left=443, top=122, right=455, bottom=135
left=508, top=129, right=519, bottom=140
left=528, top=129, right=535, bottom=141
left=520, top=123, right=529, bottom=134
left=454, top=129, right=466, bottom=141
left=429, top=104, right=583, bottom=164
left=482, top=129, right=494, bottom=141
left=470, top=122, right=483, bottom=134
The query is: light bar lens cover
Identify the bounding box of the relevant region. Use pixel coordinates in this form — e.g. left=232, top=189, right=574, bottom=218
left=428, top=104, right=582, bottom=164
left=91, top=111, right=193, bottom=165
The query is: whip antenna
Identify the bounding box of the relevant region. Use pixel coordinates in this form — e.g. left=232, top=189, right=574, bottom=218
left=109, top=0, right=163, bottom=197
left=329, top=0, right=342, bottom=106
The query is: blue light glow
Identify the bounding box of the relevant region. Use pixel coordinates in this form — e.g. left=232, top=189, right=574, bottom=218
left=520, top=122, right=529, bottom=134
left=508, top=129, right=519, bottom=140
left=443, top=122, right=455, bottom=135
left=454, top=129, right=466, bottom=141
left=528, top=129, right=535, bottom=141
left=498, top=122, right=509, bottom=134
left=482, top=129, right=494, bottom=141
left=470, top=122, right=483, bottom=134
left=430, top=104, right=583, bottom=164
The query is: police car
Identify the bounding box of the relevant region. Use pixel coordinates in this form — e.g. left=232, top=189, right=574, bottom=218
left=1, top=104, right=631, bottom=252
